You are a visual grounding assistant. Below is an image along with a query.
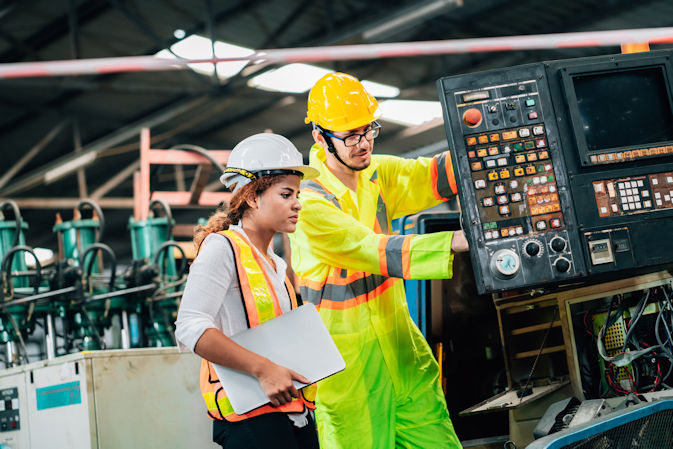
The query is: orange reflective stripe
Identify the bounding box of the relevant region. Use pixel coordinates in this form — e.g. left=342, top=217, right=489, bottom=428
left=402, top=235, right=412, bottom=279
left=285, top=277, right=298, bottom=308
left=447, top=152, right=458, bottom=195
left=378, top=236, right=389, bottom=277
left=430, top=157, right=441, bottom=201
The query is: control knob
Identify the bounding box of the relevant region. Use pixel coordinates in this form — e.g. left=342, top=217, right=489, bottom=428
left=523, top=240, right=542, bottom=257
left=549, top=237, right=567, bottom=253
left=490, top=249, right=520, bottom=279
left=554, top=257, right=571, bottom=273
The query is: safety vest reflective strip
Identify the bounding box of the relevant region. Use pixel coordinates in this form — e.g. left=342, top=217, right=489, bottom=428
left=431, top=152, right=458, bottom=201
left=298, top=180, right=406, bottom=309
left=199, top=229, right=312, bottom=422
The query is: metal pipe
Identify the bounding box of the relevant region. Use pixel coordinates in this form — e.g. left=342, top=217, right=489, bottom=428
left=120, top=310, right=130, bottom=349
left=45, top=313, right=56, bottom=360
left=5, top=341, right=15, bottom=368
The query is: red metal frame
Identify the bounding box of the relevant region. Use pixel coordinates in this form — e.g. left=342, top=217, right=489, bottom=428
left=135, top=127, right=231, bottom=220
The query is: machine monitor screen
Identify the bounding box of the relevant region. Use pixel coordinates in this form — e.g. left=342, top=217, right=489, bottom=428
left=567, top=66, right=673, bottom=165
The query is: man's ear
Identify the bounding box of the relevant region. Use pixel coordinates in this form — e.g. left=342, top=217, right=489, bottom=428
left=312, top=128, right=327, bottom=149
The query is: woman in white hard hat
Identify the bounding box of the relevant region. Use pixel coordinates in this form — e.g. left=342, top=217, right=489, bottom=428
left=175, top=133, right=321, bottom=449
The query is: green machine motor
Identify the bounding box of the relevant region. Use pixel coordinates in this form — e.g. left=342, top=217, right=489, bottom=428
left=0, top=200, right=29, bottom=289
left=128, top=199, right=184, bottom=348
left=53, top=199, right=111, bottom=351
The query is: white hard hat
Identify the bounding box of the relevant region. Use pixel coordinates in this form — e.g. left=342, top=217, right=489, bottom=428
left=220, top=133, right=319, bottom=192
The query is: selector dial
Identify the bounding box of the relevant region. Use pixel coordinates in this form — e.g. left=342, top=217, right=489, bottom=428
left=523, top=240, right=543, bottom=258
left=554, top=257, right=571, bottom=273
left=490, top=249, right=521, bottom=278
left=549, top=236, right=567, bottom=253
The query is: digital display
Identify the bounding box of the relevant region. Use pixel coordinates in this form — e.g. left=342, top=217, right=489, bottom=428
left=572, top=67, right=673, bottom=153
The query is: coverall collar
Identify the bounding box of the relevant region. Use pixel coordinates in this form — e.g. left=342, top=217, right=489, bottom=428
left=308, top=143, right=377, bottom=198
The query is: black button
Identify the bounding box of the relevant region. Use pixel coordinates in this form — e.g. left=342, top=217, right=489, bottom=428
left=509, top=116, right=517, bottom=123
left=492, top=119, right=500, bottom=126
left=525, top=241, right=540, bottom=257
left=555, top=258, right=570, bottom=273
left=550, top=237, right=566, bottom=252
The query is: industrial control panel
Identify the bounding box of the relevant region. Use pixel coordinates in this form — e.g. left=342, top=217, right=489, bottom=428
left=439, top=50, right=673, bottom=294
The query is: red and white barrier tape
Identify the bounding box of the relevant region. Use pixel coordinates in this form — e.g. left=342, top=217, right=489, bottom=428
left=1, top=28, right=673, bottom=79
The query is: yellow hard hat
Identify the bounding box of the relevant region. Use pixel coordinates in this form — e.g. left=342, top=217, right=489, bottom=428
left=305, top=72, right=381, bottom=132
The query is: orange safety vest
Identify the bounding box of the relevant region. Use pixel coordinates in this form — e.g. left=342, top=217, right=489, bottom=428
left=199, top=229, right=315, bottom=422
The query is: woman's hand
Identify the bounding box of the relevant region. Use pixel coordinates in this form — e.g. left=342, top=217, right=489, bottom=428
left=255, top=359, right=311, bottom=407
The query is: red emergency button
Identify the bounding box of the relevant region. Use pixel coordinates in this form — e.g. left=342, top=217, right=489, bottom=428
left=463, top=108, right=482, bottom=127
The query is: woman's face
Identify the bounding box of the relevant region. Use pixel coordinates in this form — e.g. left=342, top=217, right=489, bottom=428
left=250, top=175, right=302, bottom=233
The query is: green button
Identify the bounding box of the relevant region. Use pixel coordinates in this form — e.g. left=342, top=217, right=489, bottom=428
left=512, top=143, right=523, bottom=152
left=524, top=141, right=535, bottom=150
left=526, top=179, right=533, bottom=185
left=537, top=165, right=545, bottom=172
left=525, top=99, right=535, bottom=107
left=547, top=175, right=554, bottom=182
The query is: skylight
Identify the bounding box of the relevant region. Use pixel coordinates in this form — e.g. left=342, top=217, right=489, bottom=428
left=248, top=63, right=400, bottom=98
left=155, top=34, right=254, bottom=79
left=378, top=100, right=443, bottom=127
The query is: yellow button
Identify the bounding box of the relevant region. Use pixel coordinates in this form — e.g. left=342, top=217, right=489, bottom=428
left=490, top=133, right=500, bottom=142
left=552, top=204, right=561, bottom=212
left=514, top=167, right=525, bottom=176
left=478, top=135, right=489, bottom=144
left=501, top=229, right=509, bottom=237
left=526, top=165, right=536, bottom=175
left=499, top=169, right=510, bottom=179
left=538, top=151, right=549, bottom=159
left=502, top=131, right=517, bottom=140
left=471, top=162, right=483, bottom=171
left=466, top=137, right=477, bottom=146
left=515, top=155, right=526, bottom=164
left=477, top=149, right=488, bottom=157
left=488, top=172, right=499, bottom=181
left=527, top=152, right=538, bottom=161
left=488, top=146, right=499, bottom=156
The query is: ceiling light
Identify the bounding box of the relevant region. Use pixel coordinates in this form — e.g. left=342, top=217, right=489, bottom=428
left=173, top=29, right=186, bottom=39
left=155, top=34, right=254, bottom=79
left=248, top=63, right=400, bottom=98
left=248, top=64, right=331, bottom=93
left=379, top=100, right=443, bottom=127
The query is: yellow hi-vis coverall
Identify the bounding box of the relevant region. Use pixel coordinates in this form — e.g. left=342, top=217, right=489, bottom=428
left=289, top=144, right=463, bottom=449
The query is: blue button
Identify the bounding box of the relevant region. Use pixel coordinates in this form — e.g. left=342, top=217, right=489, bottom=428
left=525, top=99, right=536, bottom=107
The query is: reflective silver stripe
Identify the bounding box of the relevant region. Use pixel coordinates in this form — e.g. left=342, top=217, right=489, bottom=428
left=300, top=180, right=341, bottom=209
left=300, top=286, right=323, bottom=306
left=384, top=235, right=407, bottom=278
left=435, top=152, right=455, bottom=200
left=375, top=194, right=389, bottom=234
left=300, top=273, right=391, bottom=304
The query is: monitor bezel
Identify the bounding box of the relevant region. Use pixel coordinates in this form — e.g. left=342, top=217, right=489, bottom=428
left=560, top=57, right=673, bottom=167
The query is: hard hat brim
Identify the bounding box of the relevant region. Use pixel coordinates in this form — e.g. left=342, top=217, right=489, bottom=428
left=220, top=165, right=319, bottom=185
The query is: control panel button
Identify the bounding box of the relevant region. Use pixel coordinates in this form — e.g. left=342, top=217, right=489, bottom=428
left=494, top=183, right=506, bottom=194
left=525, top=165, right=536, bottom=175
left=490, top=249, right=520, bottom=278
left=527, top=153, right=538, bottom=162
left=488, top=172, right=499, bottom=181
left=554, top=257, right=571, bottom=273
left=485, top=159, right=497, bottom=168
left=519, top=128, right=531, bottom=138
left=536, top=139, right=547, bottom=148
left=488, top=146, right=499, bottom=156
left=499, top=205, right=510, bottom=216
left=550, top=218, right=561, bottom=228
left=499, top=169, right=511, bottom=179
left=466, top=137, right=477, bottom=146
left=489, top=133, right=500, bottom=142
left=533, top=125, right=544, bottom=135
left=538, top=151, right=549, bottom=160
left=474, top=179, right=486, bottom=189
left=482, top=197, right=494, bottom=207
left=528, top=112, right=538, bottom=120
left=502, top=131, right=517, bottom=140
left=511, top=192, right=522, bottom=202
left=471, top=162, right=483, bottom=171
left=524, top=240, right=541, bottom=257
left=524, top=141, right=535, bottom=150
left=463, top=108, right=483, bottom=127
left=550, top=236, right=566, bottom=252
left=514, top=167, right=525, bottom=177
left=477, top=148, right=488, bottom=157
left=478, top=135, right=489, bottom=144
left=535, top=220, right=547, bottom=231
left=497, top=195, right=509, bottom=205
left=525, top=99, right=536, bottom=107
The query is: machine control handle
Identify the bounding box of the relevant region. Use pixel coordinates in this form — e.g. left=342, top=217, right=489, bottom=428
left=549, top=236, right=566, bottom=253
left=554, top=257, right=571, bottom=273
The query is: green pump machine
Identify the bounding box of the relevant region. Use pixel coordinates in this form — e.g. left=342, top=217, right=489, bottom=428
left=127, top=199, right=186, bottom=347
left=0, top=200, right=52, bottom=366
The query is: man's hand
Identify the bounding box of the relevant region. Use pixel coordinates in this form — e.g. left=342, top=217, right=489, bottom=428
left=450, top=230, right=469, bottom=253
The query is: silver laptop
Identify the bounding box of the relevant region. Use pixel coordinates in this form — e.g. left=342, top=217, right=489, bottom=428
left=213, top=303, right=345, bottom=415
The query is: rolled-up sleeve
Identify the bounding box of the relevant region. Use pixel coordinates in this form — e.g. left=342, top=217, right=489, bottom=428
left=174, top=234, right=234, bottom=352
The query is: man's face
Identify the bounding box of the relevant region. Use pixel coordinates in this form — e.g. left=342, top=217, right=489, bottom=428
left=328, top=123, right=375, bottom=171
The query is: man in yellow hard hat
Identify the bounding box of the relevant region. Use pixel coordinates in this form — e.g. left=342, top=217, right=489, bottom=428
left=289, top=72, right=467, bottom=449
